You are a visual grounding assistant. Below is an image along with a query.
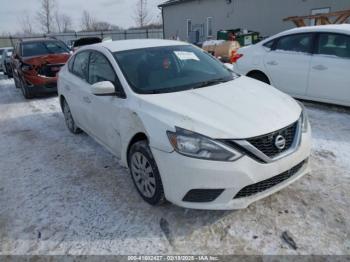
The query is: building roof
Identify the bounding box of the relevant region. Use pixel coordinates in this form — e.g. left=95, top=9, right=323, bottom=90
left=158, top=0, right=193, bottom=8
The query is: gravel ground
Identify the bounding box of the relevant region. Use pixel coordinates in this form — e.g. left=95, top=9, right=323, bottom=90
left=0, top=73, right=349, bottom=255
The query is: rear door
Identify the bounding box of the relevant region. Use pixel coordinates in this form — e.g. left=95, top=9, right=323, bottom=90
left=64, top=50, right=92, bottom=132
left=307, top=33, right=350, bottom=106
left=264, top=33, right=314, bottom=96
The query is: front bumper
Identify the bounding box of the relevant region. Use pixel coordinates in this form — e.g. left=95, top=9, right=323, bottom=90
left=25, top=75, right=58, bottom=94
left=151, top=131, right=311, bottom=210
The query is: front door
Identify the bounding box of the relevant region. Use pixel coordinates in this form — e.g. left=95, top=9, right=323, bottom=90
left=85, top=51, right=124, bottom=158
left=307, top=33, right=350, bottom=106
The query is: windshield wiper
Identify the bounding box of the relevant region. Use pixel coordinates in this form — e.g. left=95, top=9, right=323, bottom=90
left=139, top=78, right=231, bottom=94
left=192, top=78, right=230, bottom=89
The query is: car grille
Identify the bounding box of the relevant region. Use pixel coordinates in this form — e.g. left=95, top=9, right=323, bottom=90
left=233, top=160, right=306, bottom=199
left=247, top=121, right=298, bottom=158
left=183, top=189, right=224, bottom=203
left=38, top=64, right=64, bottom=77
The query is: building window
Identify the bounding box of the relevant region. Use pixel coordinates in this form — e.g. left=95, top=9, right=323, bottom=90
left=207, top=17, right=213, bottom=38
left=187, top=19, right=192, bottom=37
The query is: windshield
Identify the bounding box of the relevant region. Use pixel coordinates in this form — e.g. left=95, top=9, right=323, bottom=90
left=113, top=45, right=237, bottom=94
left=22, top=41, right=70, bottom=57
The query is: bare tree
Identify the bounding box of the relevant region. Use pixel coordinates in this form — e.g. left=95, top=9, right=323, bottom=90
left=134, top=0, right=151, bottom=28
left=19, top=12, right=34, bottom=35
left=92, top=21, right=112, bottom=31
left=110, top=24, right=123, bottom=31
left=81, top=10, right=96, bottom=31
left=36, top=0, right=56, bottom=33
left=55, top=12, right=73, bottom=33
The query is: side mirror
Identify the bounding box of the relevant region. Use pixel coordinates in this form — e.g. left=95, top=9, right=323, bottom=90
left=91, top=81, right=115, bottom=96
left=224, top=63, right=234, bottom=71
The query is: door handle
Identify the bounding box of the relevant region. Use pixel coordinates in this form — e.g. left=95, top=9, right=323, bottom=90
left=312, top=65, right=328, bottom=71
left=267, top=61, right=278, bottom=66
left=83, top=96, right=91, bottom=104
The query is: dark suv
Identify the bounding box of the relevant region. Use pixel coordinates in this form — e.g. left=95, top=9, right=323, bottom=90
left=11, top=38, right=71, bottom=99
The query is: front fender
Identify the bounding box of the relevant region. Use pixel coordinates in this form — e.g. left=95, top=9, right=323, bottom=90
left=119, top=110, right=174, bottom=167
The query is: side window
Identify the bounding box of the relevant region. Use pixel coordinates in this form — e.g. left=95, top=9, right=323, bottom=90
left=187, top=19, right=192, bottom=38
left=207, top=17, right=213, bottom=37
left=88, top=52, right=118, bottom=85
left=72, top=51, right=90, bottom=81
left=275, top=34, right=313, bottom=53
left=317, top=33, right=350, bottom=59
left=68, top=56, right=75, bottom=72
left=263, top=40, right=275, bottom=49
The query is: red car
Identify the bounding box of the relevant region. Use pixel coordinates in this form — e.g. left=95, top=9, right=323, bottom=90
left=11, top=38, right=71, bottom=99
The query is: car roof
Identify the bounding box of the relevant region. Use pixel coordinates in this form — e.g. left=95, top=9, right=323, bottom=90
left=283, top=24, right=350, bottom=34
left=94, top=39, right=189, bottom=52
left=20, top=38, right=59, bottom=43
left=73, top=37, right=102, bottom=48
left=259, top=24, right=350, bottom=45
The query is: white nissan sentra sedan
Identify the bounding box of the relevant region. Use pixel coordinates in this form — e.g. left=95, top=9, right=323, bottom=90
left=233, top=25, right=350, bottom=107
left=57, top=39, right=311, bottom=210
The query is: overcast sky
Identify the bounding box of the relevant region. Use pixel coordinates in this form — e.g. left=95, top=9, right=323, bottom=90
left=0, top=0, right=163, bottom=34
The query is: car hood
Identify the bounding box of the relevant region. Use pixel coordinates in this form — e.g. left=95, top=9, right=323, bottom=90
left=23, top=53, right=70, bottom=66
left=138, top=76, right=301, bottom=139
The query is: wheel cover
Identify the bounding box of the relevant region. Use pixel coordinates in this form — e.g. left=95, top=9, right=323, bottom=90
left=131, top=152, right=156, bottom=198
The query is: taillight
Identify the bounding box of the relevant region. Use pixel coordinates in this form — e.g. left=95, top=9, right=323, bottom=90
left=230, top=51, right=243, bottom=64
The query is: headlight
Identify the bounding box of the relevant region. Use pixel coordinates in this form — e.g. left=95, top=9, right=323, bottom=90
left=21, top=63, right=33, bottom=72
left=167, top=127, right=242, bottom=161
left=298, top=102, right=309, bottom=133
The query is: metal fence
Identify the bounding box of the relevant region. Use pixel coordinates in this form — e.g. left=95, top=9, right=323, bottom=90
left=0, top=28, right=164, bottom=48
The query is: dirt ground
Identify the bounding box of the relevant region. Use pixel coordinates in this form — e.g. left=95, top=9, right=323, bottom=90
left=0, top=73, right=349, bottom=255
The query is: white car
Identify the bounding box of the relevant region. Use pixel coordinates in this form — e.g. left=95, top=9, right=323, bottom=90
left=58, top=39, right=311, bottom=210
left=233, top=25, right=350, bottom=107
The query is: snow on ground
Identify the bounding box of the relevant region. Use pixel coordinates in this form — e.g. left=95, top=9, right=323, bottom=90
left=0, top=73, right=349, bottom=255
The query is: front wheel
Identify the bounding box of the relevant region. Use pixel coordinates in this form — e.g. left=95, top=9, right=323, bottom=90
left=128, top=140, right=165, bottom=205
left=62, top=100, right=82, bottom=134
left=20, top=79, right=34, bottom=99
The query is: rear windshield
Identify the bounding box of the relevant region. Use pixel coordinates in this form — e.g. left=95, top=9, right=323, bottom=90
left=73, top=38, right=102, bottom=48
left=22, top=41, right=70, bottom=57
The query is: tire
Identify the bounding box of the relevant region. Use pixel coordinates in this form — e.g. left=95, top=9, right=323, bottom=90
left=14, top=77, right=20, bottom=89
left=20, top=79, right=34, bottom=99
left=62, top=100, right=82, bottom=134
left=248, top=71, right=270, bottom=85
left=128, top=140, right=166, bottom=206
